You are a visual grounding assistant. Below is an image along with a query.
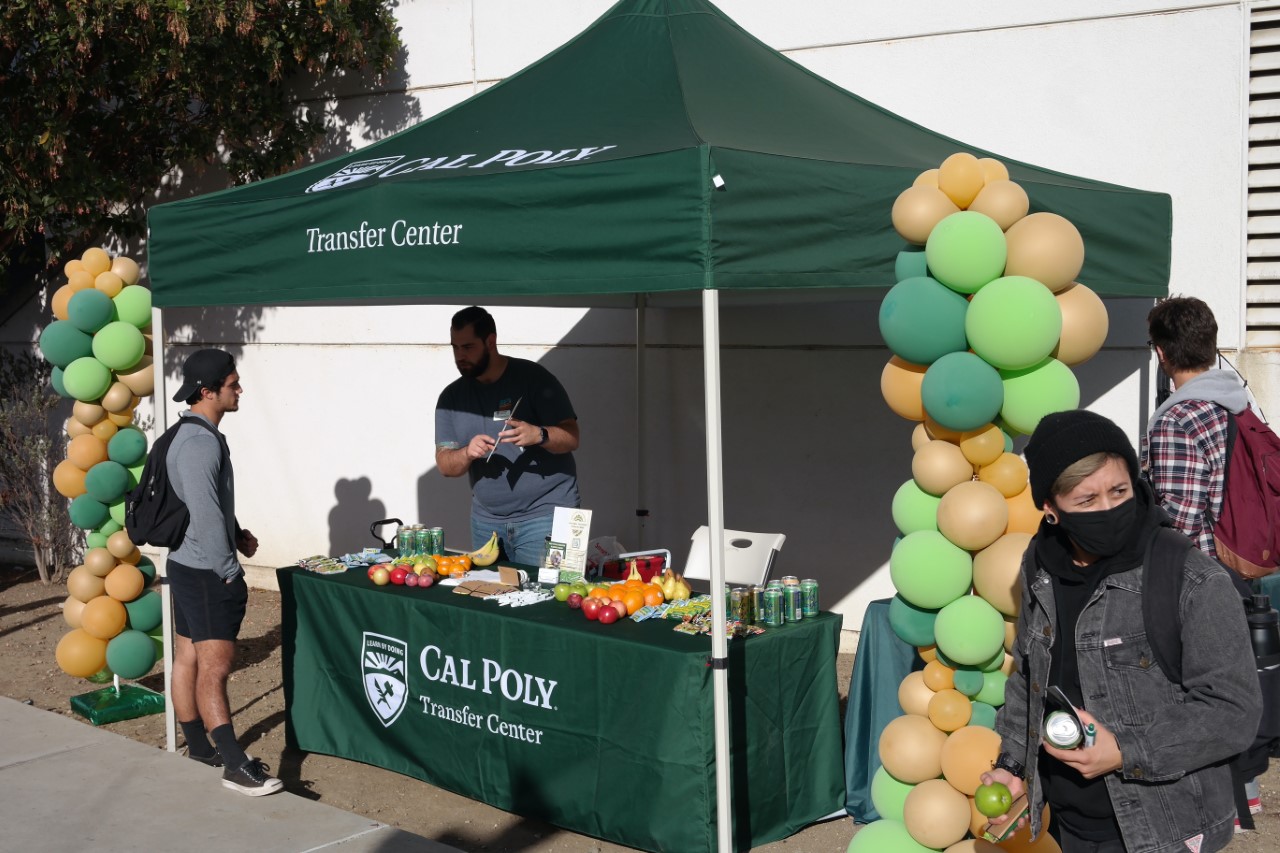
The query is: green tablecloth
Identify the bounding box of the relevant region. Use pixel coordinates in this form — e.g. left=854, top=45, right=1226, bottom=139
left=279, top=568, right=845, bottom=853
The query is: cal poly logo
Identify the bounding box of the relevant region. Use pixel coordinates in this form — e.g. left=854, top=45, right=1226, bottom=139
left=306, top=156, right=404, bottom=193
left=362, top=631, right=408, bottom=727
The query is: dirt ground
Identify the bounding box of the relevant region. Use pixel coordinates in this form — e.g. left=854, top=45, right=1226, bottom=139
left=2, top=565, right=1277, bottom=852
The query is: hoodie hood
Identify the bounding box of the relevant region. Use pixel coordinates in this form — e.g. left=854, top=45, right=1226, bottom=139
left=1147, top=368, right=1248, bottom=433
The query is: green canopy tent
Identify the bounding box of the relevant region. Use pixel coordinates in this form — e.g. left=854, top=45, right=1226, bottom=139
left=147, top=0, right=1172, bottom=849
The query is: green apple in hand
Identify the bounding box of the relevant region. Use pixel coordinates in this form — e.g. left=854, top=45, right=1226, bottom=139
left=974, top=781, right=1013, bottom=818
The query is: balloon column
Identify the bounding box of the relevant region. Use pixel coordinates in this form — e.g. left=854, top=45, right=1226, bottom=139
left=40, top=248, right=161, bottom=683
left=850, top=154, right=1110, bottom=853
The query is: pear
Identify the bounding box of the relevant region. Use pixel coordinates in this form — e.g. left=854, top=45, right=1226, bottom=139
left=673, top=573, right=691, bottom=601
left=662, top=570, right=679, bottom=600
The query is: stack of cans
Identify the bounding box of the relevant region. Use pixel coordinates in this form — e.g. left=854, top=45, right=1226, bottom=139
left=725, top=577, right=819, bottom=627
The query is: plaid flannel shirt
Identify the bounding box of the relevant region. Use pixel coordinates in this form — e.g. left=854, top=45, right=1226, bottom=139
left=1141, top=399, right=1230, bottom=556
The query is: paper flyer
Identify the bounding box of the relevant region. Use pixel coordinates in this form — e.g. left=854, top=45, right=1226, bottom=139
left=546, top=506, right=592, bottom=584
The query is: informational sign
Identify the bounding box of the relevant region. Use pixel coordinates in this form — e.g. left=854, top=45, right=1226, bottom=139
left=545, top=507, right=592, bottom=585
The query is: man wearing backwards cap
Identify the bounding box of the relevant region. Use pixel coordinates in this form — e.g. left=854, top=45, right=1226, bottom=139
left=166, top=349, right=281, bottom=796
left=981, top=410, right=1259, bottom=853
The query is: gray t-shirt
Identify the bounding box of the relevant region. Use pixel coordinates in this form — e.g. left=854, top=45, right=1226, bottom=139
left=435, top=358, right=579, bottom=524
left=166, top=413, right=240, bottom=579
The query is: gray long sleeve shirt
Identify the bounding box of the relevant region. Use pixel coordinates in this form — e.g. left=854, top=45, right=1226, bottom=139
left=166, top=412, right=240, bottom=579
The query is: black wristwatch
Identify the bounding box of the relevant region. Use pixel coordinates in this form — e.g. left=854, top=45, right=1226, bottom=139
left=537, top=426, right=549, bottom=446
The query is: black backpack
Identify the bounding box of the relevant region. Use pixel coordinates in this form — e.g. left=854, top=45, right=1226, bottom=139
left=1142, top=527, right=1280, bottom=830
left=124, top=416, right=222, bottom=548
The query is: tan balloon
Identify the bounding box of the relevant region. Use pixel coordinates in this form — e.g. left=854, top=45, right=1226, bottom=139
left=923, top=658, right=956, bottom=691
left=974, top=533, right=1032, bottom=617
left=978, top=452, right=1030, bottom=498
left=107, top=530, right=136, bottom=559
left=52, top=284, right=75, bottom=321
left=73, top=400, right=107, bottom=427
left=107, top=408, right=136, bottom=427
left=67, top=566, right=106, bottom=603
left=63, top=594, right=87, bottom=629
left=928, top=688, right=973, bottom=732
left=142, top=334, right=153, bottom=356
left=55, top=629, right=107, bottom=678
left=914, top=168, right=940, bottom=188
left=1004, top=617, right=1017, bottom=652
left=938, top=152, right=985, bottom=209
left=978, top=158, right=1009, bottom=183
left=64, top=258, right=86, bottom=277
left=52, top=459, right=88, bottom=498
left=940, top=725, right=1003, bottom=795
left=946, top=839, right=1002, bottom=853
left=67, top=434, right=109, bottom=470
left=1006, top=485, right=1043, bottom=535
left=111, top=255, right=141, bottom=286
left=903, top=777, right=972, bottom=849
left=1002, top=652, right=1017, bottom=677
left=91, top=420, right=118, bottom=441
left=912, top=423, right=932, bottom=452
left=66, top=417, right=91, bottom=438
left=917, top=643, right=939, bottom=663
left=101, top=382, right=134, bottom=413
left=81, top=247, right=112, bottom=276
left=960, top=423, right=1005, bottom=468
left=892, top=185, right=961, bottom=245
left=1052, top=282, right=1109, bottom=366
left=80, top=595, right=128, bottom=640
left=882, top=356, right=928, bottom=421
left=67, top=269, right=95, bottom=292
left=899, top=670, right=937, bottom=717
left=879, top=713, right=948, bottom=783
left=105, top=563, right=145, bottom=602
left=938, top=481, right=1009, bottom=551
left=94, top=271, right=124, bottom=298
left=1004, top=212, right=1084, bottom=293
left=120, top=548, right=142, bottom=565
left=924, top=413, right=965, bottom=444
left=997, top=805, right=1059, bottom=852
left=968, top=179, right=1030, bottom=231
left=914, top=440, right=975, bottom=496
left=118, top=355, right=154, bottom=396
left=84, top=547, right=118, bottom=577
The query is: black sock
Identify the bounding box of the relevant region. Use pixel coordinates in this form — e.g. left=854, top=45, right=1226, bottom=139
left=208, top=724, right=249, bottom=769
left=179, top=718, right=217, bottom=759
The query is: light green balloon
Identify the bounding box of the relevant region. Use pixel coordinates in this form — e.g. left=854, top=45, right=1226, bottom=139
left=976, top=670, right=1009, bottom=708
left=891, top=479, right=941, bottom=535
left=870, top=766, right=915, bottom=822
left=890, top=530, right=973, bottom=610
left=91, top=321, right=145, bottom=371
left=86, top=531, right=109, bottom=549
left=924, top=211, right=1008, bottom=294
left=109, top=498, right=126, bottom=525
left=128, top=459, right=145, bottom=490
left=1000, top=358, right=1080, bottom=435
left=966, top=275, right=1063, bottom=370
left=935, top=595, right=1006, bottom=665
left=62, top=356, right=112, bottom=402
left=112, top=285, right=152, bottom=329
left=98, top=518, right=123, bottom=537
left=846, top=819, right=936, bottom=853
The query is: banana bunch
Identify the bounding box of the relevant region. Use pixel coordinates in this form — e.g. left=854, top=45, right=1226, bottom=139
left=467, top=531, right=500, bottom=566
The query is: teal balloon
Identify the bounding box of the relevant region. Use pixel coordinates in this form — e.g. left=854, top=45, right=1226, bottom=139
left=62, top=356, right=112, bottom=402
left=921, top=351, right=1004, bottom=431
left=112, top=285, right=152, bottom=329
left=84, top=460, right=130, bottom=503
left=966, top=275, right=1063, bottom=370
left=86, top=531, right=109, bottom=549
left=888, top=595, right=938, bottom=647
left=37, top=321, right=93, bottom=368
left=870, top=766, right=915, bottom=822
left=891, top=479, right=941, bottom=535
left=890, top=530, right=973, bottom=610
left=924, top=211, right=1008, bottom=294
left=106, top=629, right=157, bottom=679
left=953, top=668, right=985, bottom=697
left=969, top=701, right=998, bottom=729
left=91, top=321, right=145, bottom=372
left=124, top=590, right=162, bottom=633
left=108, top=498, right=126, bottom=526
left=50, top=366, right=72, bottom=398
left=69, top=494, right=110, bottom=530
left=1003, top=428, right=1015, bottom=452
left=1000, top=358, right=1080, bottom=435
left=935, top=595, right=1006, bottom=665
left=846, top=819, right=936, bottom=853
left=894, top=249, right=928, bottom=282
left=135, top=556, right=156, bottom=584
left=108, top=426, right=148, bottom=466
left=976, top=670, right=1009, bottom=707
left=67, top=288, right=116, bottom=333
left=878, top=276, right=969, bottom=365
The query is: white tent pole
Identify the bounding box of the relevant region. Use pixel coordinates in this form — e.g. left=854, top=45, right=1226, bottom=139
left=702, top=288, right=732, bottom=853
left=635, top=294, right=648, bottom=549
left=151, top=305, right=175, bottom=753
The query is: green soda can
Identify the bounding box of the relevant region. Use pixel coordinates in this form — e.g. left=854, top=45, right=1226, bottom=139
left=801, top=579, right=820, bottom=617
left=396, top=527, right=415, bottom=557
left=730, top=587, right=746, bottom=622
left=763, top=588, right=783, bottom=626
left=413, top=526, right=429, bottom=557
left=749, top=586, right=764, bottom=625
left=429, top=526, right=444, bottom=556
left=783, top=585, right=803, bottom=622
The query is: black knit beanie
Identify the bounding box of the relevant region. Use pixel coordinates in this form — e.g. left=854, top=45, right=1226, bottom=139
left=1024, top=410, right=1140, bottom=507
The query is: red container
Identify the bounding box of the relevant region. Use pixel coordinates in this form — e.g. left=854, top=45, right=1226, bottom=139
left=600, top=555, right=665, bottom=583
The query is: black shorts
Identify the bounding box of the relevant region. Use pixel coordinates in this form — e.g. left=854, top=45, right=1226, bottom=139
left=168, top=560, right=247, bottom=642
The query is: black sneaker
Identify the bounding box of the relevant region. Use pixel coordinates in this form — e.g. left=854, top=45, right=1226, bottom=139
left=185, top=748, right=223, bottom=768
left=222, top=757, right=283, bottom=796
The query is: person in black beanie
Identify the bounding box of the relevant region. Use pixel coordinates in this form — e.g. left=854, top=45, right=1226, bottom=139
left=981, top=409, right=1260, bottom=853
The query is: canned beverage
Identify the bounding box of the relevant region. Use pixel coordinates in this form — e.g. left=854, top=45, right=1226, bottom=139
left=396, top=526, right=415, bottom=557
left=763, top=588, right=784, bottom=627
left=413, top=526, right=429, bottom=557
left=730, top=587, right=746, bottom=622
left=781, top=575, right=800, bottom=587
left=429, top=526, right=444, bottom=556
left=801, top=579, right=820, bottom=617
left=767, top=579, right=784, bottom=589
left=749, top=586, right=764, bottom=625
left=783, top=585, right=803, bottom=623
left=1044, top=711, right=1083, bottom=749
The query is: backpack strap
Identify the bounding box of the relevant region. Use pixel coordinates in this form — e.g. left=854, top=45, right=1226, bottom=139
left=1143, top=527, right=1194, bottom=684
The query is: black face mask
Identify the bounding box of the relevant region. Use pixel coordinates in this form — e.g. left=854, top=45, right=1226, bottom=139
left=1055, top=498, right=1137, bottom=558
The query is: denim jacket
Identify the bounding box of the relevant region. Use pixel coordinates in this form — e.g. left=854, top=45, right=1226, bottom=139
left=995, top=536, right=1262, bottom=853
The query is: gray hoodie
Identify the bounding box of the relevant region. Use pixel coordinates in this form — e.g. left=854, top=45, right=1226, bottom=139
left=1145, top=368, right=1250, bottom=436
left=166, top=412, right=240, bottom=580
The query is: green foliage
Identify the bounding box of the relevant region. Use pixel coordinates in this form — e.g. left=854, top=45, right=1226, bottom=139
left=0, top=0, right=401, bottom=271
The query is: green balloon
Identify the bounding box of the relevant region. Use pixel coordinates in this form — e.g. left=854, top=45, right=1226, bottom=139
left=84, top=460, right=131, bottom=503
left=108, top=498, right=126, bottom=526
left=50, top=366, right=73, bottom=398
left=86, top=665, right=115, bottom=684
left=966, top=276, right=1063, bottom=370
left=106, top=629, right=157, bottom=679
left=69, top=493, right=110, bottom=530
left=112, top=285, right=152, bottom=329
left=921, top=351, right=1004, bottom=431
left=108, top=426, right=148, bottom=466
left=846, top=819, right=936, bottom=853
left=888, top=595, right=938, bottom=647
left=91, top=321, right=145, bottom=372
left=891, top=479, right=941, bottom=535
left=935, top=595, right=1006, bottom=665
left=894, top=249, right=928, bottom=282
left=135, top=556, right=156, bottom=584
left=128, top=459, right=145, bottom=490
left=878, top=276, right=969, bottom=365
left=62, top=356, right=112, bottom=402
left=975, top=670, right=1009, bottom=707
left=969, top=701, right=998, bottom=729
left=924, top=211, right=1008, bottom=294
left=86, top=531, right=109, bottom=549
left=953, top=668, right=985, bottom=697
left=890, top=530, right=973, bottom=610
left=870, top=766, right=915, bottom=822
left=67, top=288, right=116, bottom=333
left=98, top=518, right=123, bottom=537
left=37, top=321, right=94, bottom=368
left=980, top=646, right=1008, bottom=673
left=124, top=590, right=162, bottom=633
left=1000, top=358, right=1081, bottom=435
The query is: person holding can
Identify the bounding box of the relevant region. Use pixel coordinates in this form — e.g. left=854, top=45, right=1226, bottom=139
left=434, top=306, right=581, bottom=565
left=982, top=410, right=1260, bottom=853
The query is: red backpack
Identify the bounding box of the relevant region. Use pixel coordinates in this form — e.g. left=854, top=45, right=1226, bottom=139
left=1214, top=408, right=1280, bottom=578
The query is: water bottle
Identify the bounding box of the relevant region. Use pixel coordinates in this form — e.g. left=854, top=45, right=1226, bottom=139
left=1245, top=594, right=1280, bottom=661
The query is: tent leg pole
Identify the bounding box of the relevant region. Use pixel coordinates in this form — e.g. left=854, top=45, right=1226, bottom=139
left=635, top=294, right=647, bottom=549
left=702, top=289, right=732, bottom=853
left=151, top=306, right=176, bottom=754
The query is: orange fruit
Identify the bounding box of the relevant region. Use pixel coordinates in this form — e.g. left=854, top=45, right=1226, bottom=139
left=457, top=555, right=472, bottom=571
left=609, top=583, right=627, bottom=597
left=643, top=588, right=664, bottom=607
left=623, top=590, right=645, bottom=615
left=588, top=586, right=611, bottom=599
